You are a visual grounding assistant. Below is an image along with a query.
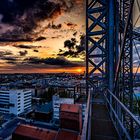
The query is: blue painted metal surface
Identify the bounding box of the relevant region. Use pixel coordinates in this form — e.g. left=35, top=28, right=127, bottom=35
left=108, top=0, right=115, bottom=92
left=86, top=0, right=108, bottom=92
left=86, top=0, right=140, bottom=140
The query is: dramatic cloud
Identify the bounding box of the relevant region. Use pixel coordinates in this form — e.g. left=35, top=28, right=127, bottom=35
left=49, top=0, right=81, bottom=12
left=19, top=50, right=28, bottom=56
left=73, top=31, right=77, bottom=36
left=51, top=35, right=63, bottom=39
left=35, top=36, right=46, bottom=41
left=65, top=22, right=77, bottom=28
left=0, top=0, right=83, bottom=41
left=0, top=55, right=19, bottom=64
left=0, top=35, right=33, bottom=42
left=0, top=0, right=61, bottom=40
left=0, top=50, right=13, bottom=56
left=0, top=0, right=86, bottom=73
left=14, top=45, right=42, bottom=49
left=0, top=0, right=59, bottom=24
left=47, top=22, right=62, bottom=29
left=2, top=56, right=17, bottom=61
left=58, top=35, right=85, bottom=58
left=1, top=55, right=83, bottom=68
left=0, top=0, right=85, bottom=45
left=0, top=50, right=18, bottom=64
left=34, top=50, right=39, bottom=52
left=24, top=57, right=81, bottom=67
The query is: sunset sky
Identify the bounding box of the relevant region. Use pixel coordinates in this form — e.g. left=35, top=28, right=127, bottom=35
left=0, top=0, right=139, bottom=73
left=0, top=0, right=86, bottom=73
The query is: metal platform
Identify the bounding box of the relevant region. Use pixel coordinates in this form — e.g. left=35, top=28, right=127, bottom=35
left=91, top=94, right=118, bottom=140
left=91, top=104, right=118, bottom=140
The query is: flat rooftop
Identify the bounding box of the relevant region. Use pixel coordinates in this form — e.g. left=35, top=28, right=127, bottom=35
left=60, top=104, right=81, bottom=113
left=13, top=124, right=57, bottom=140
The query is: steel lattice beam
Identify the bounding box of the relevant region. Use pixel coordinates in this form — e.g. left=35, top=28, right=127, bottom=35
left=86, top=0, right=111, bottom=93
left=114, top=0, right=135, bottom=137
left=86, top=0, right=137, bottom=139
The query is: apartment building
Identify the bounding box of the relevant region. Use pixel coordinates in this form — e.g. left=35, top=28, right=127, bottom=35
left=0, top=89, right=32, bottom=115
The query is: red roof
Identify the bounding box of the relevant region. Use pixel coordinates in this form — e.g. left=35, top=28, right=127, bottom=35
left=56, top=129, right=81, bottom=140
left=13, top=124, right=57, bottom=140
left=13, top=125, right=81, bottom=140
left=60, top=104, right=81, bottom=113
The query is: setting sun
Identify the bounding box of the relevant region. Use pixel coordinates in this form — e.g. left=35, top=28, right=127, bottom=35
left=76, top=68, right=82, bottom=73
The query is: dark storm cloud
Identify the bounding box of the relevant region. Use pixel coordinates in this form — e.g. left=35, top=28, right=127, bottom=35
left=0, top=0, right=61, bottom=40
left=65, top=22, right=77, bottom=28
left=51, top=35, right=63, bottom=39
left=0, top=0, right=60, bottom=24
left=49, top=0, right=79, bottom=12
left=0, top=50, right=18, bottom=63
left=47, top=22, right=62, bottom=29
left=0, top=56, right=19, bottom=65
left=24, top=57, right=81, bottom=67
left=0, top=0, right=84, bottom=41
left=14, top=45, right=33, bottom=49
left=19, top=50, right=28, bottom=56
left=34, top=50, right=39, bottom=52
left=35, top=36, right=46, bottom=41
left=0, top=37, right=33, bottom=42
left=58, top=35, right=85, bottom=58
left=0, top=50, right=13, bottom=56
left=14, top=45, right=42, bottom=49
left=73, top=31, right=77, bottom=36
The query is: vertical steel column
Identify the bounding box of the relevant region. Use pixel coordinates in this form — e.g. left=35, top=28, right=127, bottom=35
left=86, top=0, right=89, bottom=97
left=108, top=0, right=115, bottom=92
left=115, top=1, right=119, bottom=71
left=107, top=0, right=115, bottom=119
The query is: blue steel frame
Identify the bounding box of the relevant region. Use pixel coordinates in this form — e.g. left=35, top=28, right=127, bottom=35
left=114, top=1, right=135, bottom=138
left=86, top=0, right=140, bottom=139
left=86, top=0, right=110, bottom=93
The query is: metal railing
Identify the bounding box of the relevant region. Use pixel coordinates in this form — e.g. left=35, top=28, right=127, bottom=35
left=104, top=89, right=140, bottom=140
left=81, top=88, right=140, bottom=140
left=81, top=90, right=92, bottom=140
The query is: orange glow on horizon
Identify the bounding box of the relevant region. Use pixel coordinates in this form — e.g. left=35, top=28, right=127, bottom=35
left=0, top=67, right=86, bottom=74
left=0, top=66, right=140, bottom=74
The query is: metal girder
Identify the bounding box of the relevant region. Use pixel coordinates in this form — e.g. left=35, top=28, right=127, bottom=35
left=86, top=0, right=111, bottom=92
left=114, top=0, right=135, bottom=138
left=114, top=0, right=134, bottom=111
left=86, top=0, right=139, bottom=139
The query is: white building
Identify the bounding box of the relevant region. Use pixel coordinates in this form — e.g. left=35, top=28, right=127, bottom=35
left=0, top=89, right=32, bottom=115
left=52, top=95, right=74, bottom=119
